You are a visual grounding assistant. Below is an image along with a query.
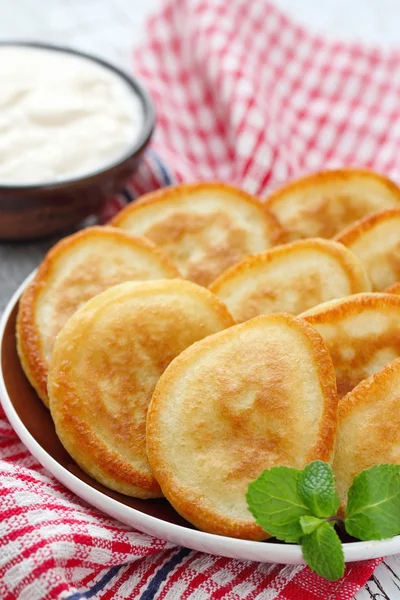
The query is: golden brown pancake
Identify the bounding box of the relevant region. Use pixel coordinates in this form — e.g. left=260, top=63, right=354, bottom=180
left=265, top=169, right=400, bottom=240
left=209, top=238, right=371, bottom=322
left=110, top=182, right=283, bottom=286
left=301, top=293, right=400, bottom=398
left=147, top=313, right=338, bottom=539
left=335, top=208, right=400, bottom=291
left=17, top=226, right=179, bottom=406
left=386, top=282, right=400, bottom=294
left=48, top=279, right=234, bottom=498
left=334, top=358, right=400, bottom=509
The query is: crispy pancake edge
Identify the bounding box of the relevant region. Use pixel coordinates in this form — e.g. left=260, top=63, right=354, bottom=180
left=386, top=282, right=400, bottom=294
left=335, top=207, right=400, bottom=246
left=48, top=279, right=235, bottom=498
left=300, top=292, right=400, bottom=321
left=338, top=356, right=400, bottom=415
left=110, top=181, right=284, bottom=244
left=16, top=226, right=180, bottom=407
left=146, top=312, right=338, bottom=540
left=335, top=356, right=400, bottom=511
left=209, top=237, right=372, bottom=298
left=264, top=169, right=400, bottom=211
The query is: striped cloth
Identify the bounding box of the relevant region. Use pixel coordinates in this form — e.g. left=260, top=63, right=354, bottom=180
left=0, top=419, right=382, bottom=599
left=3, top=0, right=400, bottom=597
left=104, top=0, right=400, bottom=217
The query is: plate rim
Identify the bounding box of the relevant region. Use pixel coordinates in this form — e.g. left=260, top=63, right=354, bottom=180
left=1, top=271, right=400, bottom=564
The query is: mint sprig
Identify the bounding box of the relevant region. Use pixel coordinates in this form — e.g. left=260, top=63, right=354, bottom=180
left=301, top=522, right=345, bottom=581
left=299, top=515, right=325, bottom=536
left=246, top=467, right=311, bottom=543
left=346, top=464, right=400, bottom=540
left=247, top=461, right=400, bottom=582
left=298, top=461, right=340, bottom=518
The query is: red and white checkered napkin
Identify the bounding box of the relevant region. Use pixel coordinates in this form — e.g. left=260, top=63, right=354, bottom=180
left=105, top=0, right=400, bottom=216
left=0, top=408, right=383, bottom=600
left=2, top=1, right=399, bottom=598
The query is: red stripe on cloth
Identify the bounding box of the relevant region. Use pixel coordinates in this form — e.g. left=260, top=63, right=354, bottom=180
left=46, top=582, right=74, bottom=599
left=237, top=564, right=286, bottom=600
left=280, top=559, right=383, bottom=600
left=221, top=562, right=283, bottom=600
left=101, top=548, right=180, bottom=600
left=3, top=0, right=398, bottom=597
left=156, top=551, right=205, bottom=599
left=5, top=558, right=59, bottom=600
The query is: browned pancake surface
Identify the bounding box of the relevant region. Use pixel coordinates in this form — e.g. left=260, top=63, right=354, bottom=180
left=265, top=169, right=400, bottom=240
left=17, top=226, right=179, bottom=405
left=111, top=182, right=283, bottom=286
left=334, top=358, right=400, bottom=508
left=48, top=279, right=234, bottom=498
left=302, top=293, right=400, bottom=398
left=147, top=313, right=337, bottom=539
left=210, top=238, right=371, bottom=322
left=336, top=208, right=400, bottom=291
left=386, top=282, right=400, bottom=294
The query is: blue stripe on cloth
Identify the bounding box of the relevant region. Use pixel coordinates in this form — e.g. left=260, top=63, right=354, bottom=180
left=122, top=188, right=135, bottom=203
left=140, top=547, right=191, bottom=600
left=148, top=149, right=174, bottom=186
left=120, top=149, right=172, bottom=206
left=65, top=564, right=123, bottom=600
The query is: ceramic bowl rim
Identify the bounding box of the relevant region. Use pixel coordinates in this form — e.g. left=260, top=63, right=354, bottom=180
left=0, top=41, right=155, bottom=192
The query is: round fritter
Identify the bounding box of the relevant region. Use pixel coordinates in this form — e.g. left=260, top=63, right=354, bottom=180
left=301, top=293, right=400, bottom=398
left=209, top=238, right=371, bottom=323
left=335, top=208, right=400, bottom=291
left=265, top=169, right=400, bottom=240
left=110, top=182, right=283, bottom=286
left=48, top=279, right=234, bottom=498
left=334, top=358, right=400, bottom=509
left=147, top=313, right=338, bottom=539
left=17, top=226, right=179, bottom=406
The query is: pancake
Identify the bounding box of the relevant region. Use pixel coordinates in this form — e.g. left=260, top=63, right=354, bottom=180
left=301, top=293, right=400, bottom=398
left=110, top=182, right=283, bottom=286
left=17, top=226, right=179, bottom=406
left=334, top=358, right=400, bottom=509
left=335, top=208, right=400, bottom=291
left=386, top=282, right=400, bottom=294
left=48, top=279, right=234, bottom=499
left=265, top=169, right=400, bottom=240
left=209, top=238, right=371, bottom=323
left=147, top=313, right=338, bottom=539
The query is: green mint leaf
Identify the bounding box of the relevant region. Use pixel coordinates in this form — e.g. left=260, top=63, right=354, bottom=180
left=298, top=461, right=340, bottom=518
left=299, top=515, right=325, bottom=536
left=301, top=522, right=345, bottom=581
left=345, top=464, right=400, bottom=540
left=246, top=466, right=311, bottom=543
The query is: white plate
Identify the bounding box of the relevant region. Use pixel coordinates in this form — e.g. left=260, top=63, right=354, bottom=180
left=1, top=272, right=399, bottom=564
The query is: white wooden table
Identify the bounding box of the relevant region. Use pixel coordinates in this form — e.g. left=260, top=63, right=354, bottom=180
left=1, top=1, right=400, bottom=597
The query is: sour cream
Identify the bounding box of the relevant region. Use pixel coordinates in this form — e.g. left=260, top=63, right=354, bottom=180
left=0, top=46, right=145, bottom=185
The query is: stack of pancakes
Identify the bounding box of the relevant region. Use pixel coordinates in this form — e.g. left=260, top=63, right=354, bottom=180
left=16, top=171, right=400, bottom=540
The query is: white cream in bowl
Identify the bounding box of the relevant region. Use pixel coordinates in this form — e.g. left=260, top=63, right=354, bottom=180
left=0, top=46, right=145, bottom=185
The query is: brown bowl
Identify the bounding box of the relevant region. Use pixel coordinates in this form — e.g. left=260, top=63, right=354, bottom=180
left=0, top=42, right=155, bottom=241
